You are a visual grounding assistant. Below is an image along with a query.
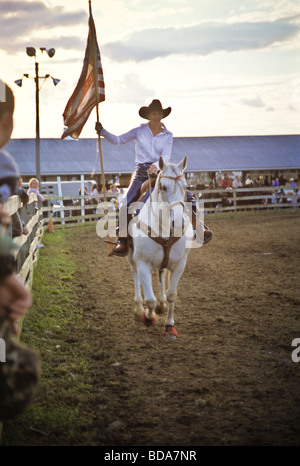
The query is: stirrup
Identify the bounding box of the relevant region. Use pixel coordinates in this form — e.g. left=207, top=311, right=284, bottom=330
left=113, top=238, right=128, bottom=257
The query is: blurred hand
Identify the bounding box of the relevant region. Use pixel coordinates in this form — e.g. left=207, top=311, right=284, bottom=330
left=0, top=206, right=11, bottom=230
left=95, top=122, right=103, bottom=135
left=0, top=275, right=32, bottom=335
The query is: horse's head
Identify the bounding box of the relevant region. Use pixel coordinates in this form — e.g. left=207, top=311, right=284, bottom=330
left=156, top=156, right=188, bottom=204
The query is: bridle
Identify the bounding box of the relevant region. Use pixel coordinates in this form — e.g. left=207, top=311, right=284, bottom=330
left=158, top=162, right=187, bottom=195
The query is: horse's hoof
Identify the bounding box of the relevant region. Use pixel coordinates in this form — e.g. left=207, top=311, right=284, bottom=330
left=142, top=310, right=157, bottom=326
left=164, top=325, right=177, bottom=341
left=155, top=301, right=168, bottom=315
left=134, top=311, right=143, bottom=322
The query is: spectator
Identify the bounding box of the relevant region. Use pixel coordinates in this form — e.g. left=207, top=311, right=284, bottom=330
left=0, top=80, right=40, bottom=420
left=28, top=177, right=45, bottom=202
left=195, top=178, right=205, bottom=190
left=245, top=177, right=253, bottom=186
left=284, top=181, right=297, bottom=205
left=89, top=181, right=99, bottom=220
left=108, top=183, right=119, bottom=194
left=289, top=177, right=296, bottom=188
left=27, top=178, right=46, bottom=221
left=232, top=175, right=243, bottom=188
left=221, top=173, right=232, bottom=189
left=12, top=176, right=29, bottom=237
left=90, top=181, right=98, bottom=197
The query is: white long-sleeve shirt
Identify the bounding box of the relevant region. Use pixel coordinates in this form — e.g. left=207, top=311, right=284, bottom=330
left=101, top=122, right=173, bottom=168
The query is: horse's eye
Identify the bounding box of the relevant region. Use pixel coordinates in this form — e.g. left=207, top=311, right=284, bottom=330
left=162, top=185, right=167, bottom=191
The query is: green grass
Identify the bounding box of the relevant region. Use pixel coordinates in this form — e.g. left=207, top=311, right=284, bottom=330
left=1, top=224, right=101, bottom=446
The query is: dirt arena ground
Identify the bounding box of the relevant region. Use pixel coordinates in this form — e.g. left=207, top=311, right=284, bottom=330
left=69, top=211, right=300, bottom=446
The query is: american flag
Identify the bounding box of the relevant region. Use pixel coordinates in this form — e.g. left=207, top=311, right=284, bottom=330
left=61, top=10, right=105, bottom=139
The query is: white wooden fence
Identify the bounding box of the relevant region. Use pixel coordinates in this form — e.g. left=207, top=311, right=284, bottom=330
left=3, top=193, right=44, bottom=288
left=3, top=185, right=300, bottom=280
left=196, top=185, right=300, bottom=212
left=43, top=185, right=300, bottom=226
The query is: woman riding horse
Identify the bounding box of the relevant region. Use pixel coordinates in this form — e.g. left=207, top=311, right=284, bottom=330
left=95, top=99, right=212, bottom=256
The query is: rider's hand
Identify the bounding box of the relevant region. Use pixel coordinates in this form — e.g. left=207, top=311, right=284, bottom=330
left=148, top=164, right=157, bottom=174
left=95, top=122, right=103, bottom=135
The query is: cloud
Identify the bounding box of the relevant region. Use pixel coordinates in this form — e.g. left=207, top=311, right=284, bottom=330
left=110, top=73, right=154, bottom=104
left=102, top=17, right=300, bottom=62
left=241, top=96, right=266, bottom=108
left=0, top=0, right=87, bottom=53
left=241, top=95, right=275, bottom=111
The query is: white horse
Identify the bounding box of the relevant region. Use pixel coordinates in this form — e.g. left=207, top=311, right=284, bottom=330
left=127, top=155, right=194, bottom=340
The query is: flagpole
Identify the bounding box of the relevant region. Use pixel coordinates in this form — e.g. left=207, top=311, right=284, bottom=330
left=88, top=0, right=107, bottom=205
left=95, top=105, right=107, bottom=205
left=89, top=0, right=114, bottom=255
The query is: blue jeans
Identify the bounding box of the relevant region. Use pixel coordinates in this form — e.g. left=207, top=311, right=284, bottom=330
left=118, top=163, right=152, bottom=238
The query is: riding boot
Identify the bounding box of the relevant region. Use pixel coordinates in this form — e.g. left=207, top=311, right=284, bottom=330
left=113, top=237, right=128, bottom=256
left=113, top=162, right=153, bottom=257
left=113, top=220, right=130, bottom=257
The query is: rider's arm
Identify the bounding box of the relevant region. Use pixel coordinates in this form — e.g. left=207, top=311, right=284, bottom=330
left=101, top=127, right=138, bottom=145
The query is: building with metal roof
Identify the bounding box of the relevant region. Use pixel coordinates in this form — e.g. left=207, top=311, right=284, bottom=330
left=5, top=135, right=300, bottom=185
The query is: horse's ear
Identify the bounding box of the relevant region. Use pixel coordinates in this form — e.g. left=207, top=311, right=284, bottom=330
left=159, top=156, right=164, bottom=171
left=179, top=155, right=187, bottom=171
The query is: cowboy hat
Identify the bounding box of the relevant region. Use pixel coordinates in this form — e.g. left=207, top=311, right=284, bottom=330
left=139, top=99, right=171, bottom=119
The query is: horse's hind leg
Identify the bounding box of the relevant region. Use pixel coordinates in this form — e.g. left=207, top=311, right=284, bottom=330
left=138, top=261, right=157, bottom=325
left=165, top=260, right=187, bottom=339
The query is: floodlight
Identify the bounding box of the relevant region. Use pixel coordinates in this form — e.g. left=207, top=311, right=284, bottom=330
left=16, top=46, right=59, bottom=184
left=26, top=47, right=36, bottom=57
left=52, top=77, right=60, bottom=86
left=47, top=48, right=55, bottom=58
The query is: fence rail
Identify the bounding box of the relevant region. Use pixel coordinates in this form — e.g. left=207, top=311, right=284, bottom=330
left=42, top=185, right=300, bottom=225
left=3, top=193, right=44, bottom=288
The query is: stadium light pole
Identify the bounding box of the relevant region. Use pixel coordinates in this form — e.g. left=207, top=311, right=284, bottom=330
left=15, top=47, right=60, bottom=184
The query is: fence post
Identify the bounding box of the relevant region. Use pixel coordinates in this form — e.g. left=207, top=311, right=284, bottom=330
left=80, top=175, right=85, bottom=223
left=57, top=176, right=65, bottom=225
left=233, top=189, right=237, bottom=212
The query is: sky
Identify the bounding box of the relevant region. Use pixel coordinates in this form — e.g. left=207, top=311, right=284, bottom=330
left=0, top=0, right=299, bottom=140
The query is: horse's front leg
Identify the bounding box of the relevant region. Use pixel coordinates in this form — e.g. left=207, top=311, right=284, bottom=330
left=138, top=261, right=157, bottom=325
left=165, top=258, right=187, bottom=340
left=128, top=252, right=144, bottom=320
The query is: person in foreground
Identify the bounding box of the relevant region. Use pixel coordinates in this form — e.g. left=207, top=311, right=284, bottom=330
left=96, top=99, right=212, bottom=256
left=0, top=80, right=40, bottom=421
